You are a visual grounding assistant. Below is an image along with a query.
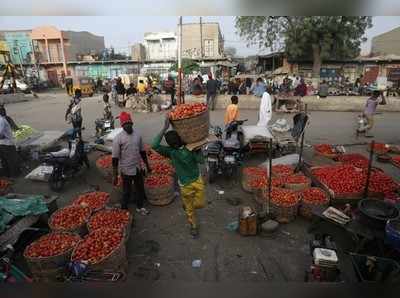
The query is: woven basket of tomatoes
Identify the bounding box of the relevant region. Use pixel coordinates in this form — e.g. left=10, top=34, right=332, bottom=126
left=392, top=156, right=400, bottom=169
left=169, top=103, right=209, bottom=144
left=269, top=187, right=300, bottom=223
left=24, top=232, right=81, bottom=281
left=147, top=149, right=170, bottom=166
left=241, top=166, right=268, bottom=193
left=71, top=228, right=126, bottom=271
left=252, top=177, right=286, bottom=205
left=0, top=179, right=12, bottom=196
left=284, top=174, right=311, bottom=191
left=49, top=205, right=91, bottom=236
left=336, top=153, right=369, bottom=169
left=72, top=191, right=110, bottom=212
left=151, top=162, right=175, bottom=176
left=271, top=164, right=294, bottom=177
left=88, top=208, right=133, bottom=241
left=313, top=144, right=337, bottom=159
left=95, top=154, right=113, bottom=180
left=299, top=187, right=330, bottom=219
left=144, top=175, right=175, bottom=206
left=367, top=142, right=389, bottom=155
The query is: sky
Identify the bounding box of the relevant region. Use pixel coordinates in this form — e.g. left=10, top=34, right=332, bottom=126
left=1, top=16, right=399, bottom=56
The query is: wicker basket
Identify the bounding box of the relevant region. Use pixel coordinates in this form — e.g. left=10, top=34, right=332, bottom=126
left=254, top=188, right=267, bottom=205
left=389, top=145, right=400, bottom=154
left=241, top=167, right=268, bottom=193
left=270, top=201, right=299, bottom=224
left=72, top=191, right=111, bottom=212
left=170, top=110, right=209, bottom=144
left=24, top=232, right=81, bottom=282
left=48, top=206, right=91, bottom=237
left=87, top=208, right=133, bottom=242
left=284, top=178, right=312, bottom=191
left=145, top=176, right=175, bottom=206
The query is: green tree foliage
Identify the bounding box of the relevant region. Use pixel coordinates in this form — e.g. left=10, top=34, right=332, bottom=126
left=235, top=16, right=372, bottom=76
left=170, top=59, right=200, bottom=74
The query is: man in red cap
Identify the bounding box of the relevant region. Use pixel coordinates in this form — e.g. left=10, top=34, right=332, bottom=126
left=112, top=111, right=151, bottom=214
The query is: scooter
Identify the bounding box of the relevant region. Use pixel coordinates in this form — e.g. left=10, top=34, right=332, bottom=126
left=204, top=120, right=247, bottom=183
left=42, top=136, right=90, bottom=192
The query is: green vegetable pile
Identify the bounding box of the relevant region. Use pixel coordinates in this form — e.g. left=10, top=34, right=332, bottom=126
left=13, top=125, right=37, bottom=142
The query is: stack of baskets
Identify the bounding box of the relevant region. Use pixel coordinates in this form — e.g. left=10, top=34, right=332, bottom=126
left=241, top=166, right=268, bottom=193
left=269, top=188, right=301, bottom=224
left=144, top=175, right=175, bottom=206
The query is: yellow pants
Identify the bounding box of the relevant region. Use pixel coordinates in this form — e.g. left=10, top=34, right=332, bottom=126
left=180, top=177, right=206, bottom=228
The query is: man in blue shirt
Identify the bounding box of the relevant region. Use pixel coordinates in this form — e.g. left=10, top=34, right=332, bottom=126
left=251, top=78, right=266, bottom=97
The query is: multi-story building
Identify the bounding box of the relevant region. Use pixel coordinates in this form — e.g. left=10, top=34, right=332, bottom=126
left=371, top=26, right=400, bottom=56
left=131, top=43, right=146, bottom=62
left=143, top=31, right=177, bottom=61
left=0, top=30, right=34, bottom=65
left=180, top=22, right=224, bottom=59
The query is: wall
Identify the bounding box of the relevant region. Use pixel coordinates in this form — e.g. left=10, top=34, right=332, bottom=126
left=3, top=31, right=33, bottom=65
left=181, top=23, right=223, bottom=59
left=63, top=31, right=105, bottom=61
left=144, top=32, right=177, bottom=60
left=371, top=27, right=400, bottom=56
left=131, top=43, right=146, bottom=61
left=0, top=40, right=10, bottom=64
left=72, top=63, right=140, bottom=79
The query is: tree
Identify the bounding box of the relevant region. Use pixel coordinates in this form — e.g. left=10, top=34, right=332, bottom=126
left=169, top=59, right=200, bottom=75
left=236, top=16, right=372, bottom=76
left=224, top=46, right=237, bottom=57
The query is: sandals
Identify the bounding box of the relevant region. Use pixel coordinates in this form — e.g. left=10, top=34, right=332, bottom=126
left=136, top=208, right=150, bottom=215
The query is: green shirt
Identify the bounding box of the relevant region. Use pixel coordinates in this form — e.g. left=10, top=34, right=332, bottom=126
left=151, top=133, right=203, bottom=186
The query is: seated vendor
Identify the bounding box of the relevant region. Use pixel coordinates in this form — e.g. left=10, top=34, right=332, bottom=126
left=224, top=95, right=239, bottom=126
left=0, top=105, right=19, bottom=177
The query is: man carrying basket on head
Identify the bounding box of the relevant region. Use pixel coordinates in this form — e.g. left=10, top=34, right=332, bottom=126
left=152, top=115, right=205, bottom=238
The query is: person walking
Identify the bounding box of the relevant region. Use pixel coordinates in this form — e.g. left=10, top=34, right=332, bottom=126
left=112, top=112, right=150, bottom=214
left=0, top=105, right=19, bottom=177
left=257, top=90, right=273, bottom=127
left=164, top=76, right=176, bottom=106
left=152, top=115, right=205, bottom=237
left=206, top=73, right=218, bottom=110
left=361, top=90, right=387, bottom=137
left=65, top=89, right=83, bottom=139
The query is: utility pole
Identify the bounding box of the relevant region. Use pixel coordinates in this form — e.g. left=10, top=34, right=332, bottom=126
left=178, top=16, right=183, bottom=105
left=200, top=17, right=203, bottom=59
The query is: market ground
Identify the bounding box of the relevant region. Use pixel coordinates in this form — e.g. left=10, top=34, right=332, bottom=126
left=6, top=91, right=400, bottom=282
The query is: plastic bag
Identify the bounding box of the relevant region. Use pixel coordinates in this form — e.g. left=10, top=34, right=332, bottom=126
left=0, top=195, right=48, bottom=217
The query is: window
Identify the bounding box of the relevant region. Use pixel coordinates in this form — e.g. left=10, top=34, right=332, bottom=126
left=204, top=39, right=214, bottom=57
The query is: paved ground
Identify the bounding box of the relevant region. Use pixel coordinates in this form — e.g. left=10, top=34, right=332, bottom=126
left=5, top=91, right=400, bottom=282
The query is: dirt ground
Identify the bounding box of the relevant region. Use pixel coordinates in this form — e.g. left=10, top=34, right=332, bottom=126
left=5, top=91, right=400, bottom=282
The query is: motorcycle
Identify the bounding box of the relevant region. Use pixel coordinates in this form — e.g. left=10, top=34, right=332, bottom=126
left=95, top=117, right=114, bottom=138
left=42, top=136, right=90, bottom=192
left=204, top=119, right=247, bottom=183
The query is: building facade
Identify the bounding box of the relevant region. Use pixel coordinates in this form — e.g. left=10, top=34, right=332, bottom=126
left=371, top=26, right=400, bottom=56
left=180, top=22, right=224, bottom=59
left=0, top=33, right=10, bottom=65
left=144, top=32, right=177, bottom=61
left=1, top=30, right=34, bottom=65
left=131, top=43, right=146, bottom=62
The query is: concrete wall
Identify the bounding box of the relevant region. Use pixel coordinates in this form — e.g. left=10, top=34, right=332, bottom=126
left=183, top=94, right=400, bottom=112
left=372, top=27, right=400, bottom=56
left=144, top=32, right=177, bottom=60
left=63, top=31, right=105, bottom=61
left=131, top=43, right=146, bottom=61
left=181, top=23, right=223, bottom=59
left=73, top=63, right=140, bottom=79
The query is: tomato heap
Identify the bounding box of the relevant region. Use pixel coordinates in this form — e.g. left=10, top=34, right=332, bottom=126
left=369, top=142, right=389, bottom=154
left=285, top=174, right=310, bottom=185
left=24, top=232, right=81, bottom=258
left=0, top=179, right=10, bottom=191
left=270, top=187, right=300, bottom=207
left=368, top=170, right=399, bottom=195
left=272, top=164, right=294, bottom=177
left=151, top=162, right=175, bottom=176
left=314, top=144, right=335, bottom=155
left=50, top=206, right=91, bottom=231
left=392, top=156, right=400, bottom=168
left=243, top=166, right=268, bottom=177
left=312, top=165, right=365, bottom=195
left=249, top=176, right=285, bottom=190
left=71, top=228, right=123, bottom=264
left=96, top=155, right=112, bottom=169
left=73, top=191, right=110, bottom=211
left=88, top=209, right=130, bottom=231
left=147, top=149, right=168, bottom=163
left=145, top=175, right=172, bottom=188
left=300, top=188, right=329, bottom=205
left=169, top=103, right=207, bottom=121
left=336, top=153, right=369, bottom=169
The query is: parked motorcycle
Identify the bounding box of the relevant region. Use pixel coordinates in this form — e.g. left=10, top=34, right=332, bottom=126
left=42, top=137, right=90, bottom=192
left=95, top=117, right=114, bottom=138
left=204, top=119, right=247, bottom=183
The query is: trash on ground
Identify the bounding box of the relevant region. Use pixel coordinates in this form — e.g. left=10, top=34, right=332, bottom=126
left=192, top=259, right=202, bottom=268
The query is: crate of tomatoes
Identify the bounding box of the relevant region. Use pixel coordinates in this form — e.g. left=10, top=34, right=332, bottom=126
left=144, top=175, right=175, bottom=206
left=269, top=187, right=300, bottom=224
left=24, top=232, right=81, bottom=281
left=71, top=228, right=127, bottom=272
left=169, top=103, right=209, bottom=144
left=48, top=205, right=91, bottom=236
left=298, top=187, right=330, bottom=219
left=88, top=208, right=133, bottom=242
left=72, top=191, right=110, bottom=212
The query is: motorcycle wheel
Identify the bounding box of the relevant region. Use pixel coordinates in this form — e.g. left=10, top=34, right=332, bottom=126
left=49, top=170, right=65, bottom=192
left=208, top=162, right=217, bottom=184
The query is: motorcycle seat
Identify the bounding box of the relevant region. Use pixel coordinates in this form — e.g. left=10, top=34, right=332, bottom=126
left=48, top=148, right=71, bottom=158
